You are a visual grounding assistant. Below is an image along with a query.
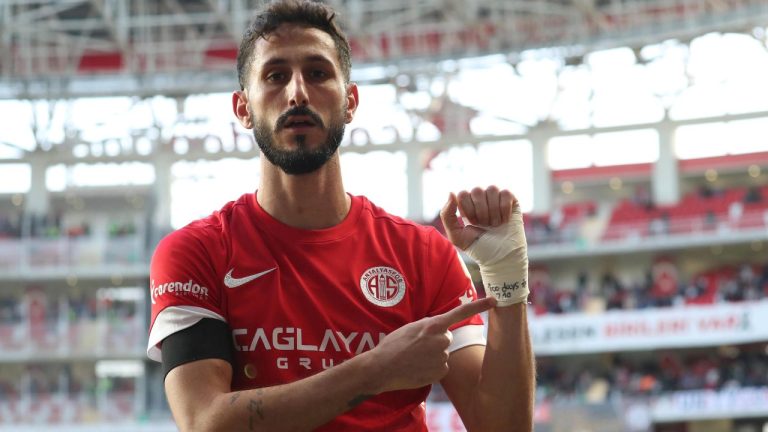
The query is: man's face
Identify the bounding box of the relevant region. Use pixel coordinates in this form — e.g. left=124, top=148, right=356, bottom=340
left=241, top=24, right=357, bottom=175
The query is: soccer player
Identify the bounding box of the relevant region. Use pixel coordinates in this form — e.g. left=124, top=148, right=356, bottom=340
left=146, top=1, right=535, bottom=430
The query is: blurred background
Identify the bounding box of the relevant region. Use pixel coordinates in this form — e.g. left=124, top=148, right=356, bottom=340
left=1, top=0, right=768, bottom=431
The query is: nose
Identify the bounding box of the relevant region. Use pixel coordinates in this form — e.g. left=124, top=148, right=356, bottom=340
left=287, top=73, right=309, bottom=107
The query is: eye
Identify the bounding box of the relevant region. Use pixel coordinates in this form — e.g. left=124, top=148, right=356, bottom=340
left=266, top=72, right=286, bottom=82
left=309, top=69, right=328, bottom=79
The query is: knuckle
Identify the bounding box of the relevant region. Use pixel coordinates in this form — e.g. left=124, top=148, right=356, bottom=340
left=440, top=363, right=450, bottom=376
left=423, top=320, right=441, bottom=333
left=439, top=338, right=450, bottom=351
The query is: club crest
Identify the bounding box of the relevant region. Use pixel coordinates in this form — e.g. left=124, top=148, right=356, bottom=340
left=359, top=266, right=406, bottom=307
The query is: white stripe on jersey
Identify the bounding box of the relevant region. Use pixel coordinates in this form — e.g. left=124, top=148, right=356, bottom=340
left=147, top=305, right=227, bottom=362
left=449, top=324, right=486, bottom=353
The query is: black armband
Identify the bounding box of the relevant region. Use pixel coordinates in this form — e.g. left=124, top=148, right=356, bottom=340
left=161, top=318, right=233, bottom=379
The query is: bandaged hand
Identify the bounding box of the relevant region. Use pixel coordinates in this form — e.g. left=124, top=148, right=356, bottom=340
left=440, top=187, right=529, bottom=307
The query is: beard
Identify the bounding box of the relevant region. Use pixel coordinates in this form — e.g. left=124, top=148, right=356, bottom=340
left=252, top=105, right=346, bottom=175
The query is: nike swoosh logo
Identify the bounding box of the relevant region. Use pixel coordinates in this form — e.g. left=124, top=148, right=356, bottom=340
left=224, top=267, right=276, bottom=288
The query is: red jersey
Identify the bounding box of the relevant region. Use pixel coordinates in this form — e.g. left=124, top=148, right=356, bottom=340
left=147, top=193, right=485, bottom=431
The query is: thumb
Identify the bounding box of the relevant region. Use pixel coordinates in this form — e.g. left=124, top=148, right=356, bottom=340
left=439, top=193, right=462, bottom=240
left=439, top=192, right=485, bottom=250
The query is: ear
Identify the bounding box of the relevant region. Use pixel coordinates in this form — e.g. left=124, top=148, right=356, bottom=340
left=345, top=82, right=359, bottom=124
left=232, top=90, right=253, bottom=129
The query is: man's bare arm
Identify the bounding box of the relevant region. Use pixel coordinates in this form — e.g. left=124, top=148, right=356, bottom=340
left=164, top=297, right=496, bottom=432
left=165, top=353, right=379, bottom=432
left=439, top=187, right=536, bottom=431
left=441, top=304, right=535, bottom=431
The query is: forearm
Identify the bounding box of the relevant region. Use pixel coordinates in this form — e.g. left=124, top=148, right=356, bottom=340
left=214, top=367, right=376, bottom=432
left=169, top=351, right=381, bottom=432
left=439, top=188, right=535, bottom=430
left=168, top=300, right=493, bottom=432
left=470, top=303, right=535, bottom=431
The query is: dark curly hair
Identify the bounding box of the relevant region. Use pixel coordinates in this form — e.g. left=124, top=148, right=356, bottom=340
left=236, top=0, right=352, bottom=90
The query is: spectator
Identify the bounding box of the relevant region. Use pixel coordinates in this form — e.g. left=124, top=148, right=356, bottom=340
left=698, top=184, right=723, bottom=199
left=729, top=200, right=743, bottom=223
left=703, top=209, right=717, bottom=229
left=744, top=186, right=763, bottom=204
left=649, top=212, right=669, bottom=236
left=632, top=185, right=652, bottom=208
left=0, top=213, right=22, bottom=238
left=602, top=272, right=625, bottom=310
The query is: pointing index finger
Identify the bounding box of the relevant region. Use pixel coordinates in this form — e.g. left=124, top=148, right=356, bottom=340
left=431, top=296, right=496, bottom=330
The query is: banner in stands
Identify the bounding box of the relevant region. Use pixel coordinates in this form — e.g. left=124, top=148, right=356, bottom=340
left=652, top=387, right=768, bottom=421
left=529, top=300, right=768, bottom=355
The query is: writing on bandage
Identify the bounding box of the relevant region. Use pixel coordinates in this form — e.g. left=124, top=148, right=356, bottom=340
left=463, top=205, right=529, bottom=306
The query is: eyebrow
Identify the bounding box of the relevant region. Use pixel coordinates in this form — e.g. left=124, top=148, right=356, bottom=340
left=260, top=55, right=336, bottom=69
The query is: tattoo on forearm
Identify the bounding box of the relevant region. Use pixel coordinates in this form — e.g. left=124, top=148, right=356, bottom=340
left=248, top=396, right=265, bottom=431
left=229, top=392, right=241, bottom=405
left=348, top=394, right=373, bottom=408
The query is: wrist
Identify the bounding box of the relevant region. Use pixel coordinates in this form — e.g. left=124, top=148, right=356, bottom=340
left=465, top=204, right=529, bottom=307
left=354, top=349, right=386, bottom=395
left=479, top=254, right=529, bottom=307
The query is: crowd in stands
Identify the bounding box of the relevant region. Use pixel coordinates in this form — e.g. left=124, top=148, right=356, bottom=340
left=605, top=184, right=768, bottom=240
left=0, top=288, right=143, bottom=354
left=0, top=211, right=138, bottom=239
left=0, top=206, right=154, bottom=425
left=426, top=183, right=768, bottom=243
left=0, top=213, right=22, bottom=239
left=9, top=365, right=137, bottom=398
left=30, top=213, right=64, bottom=238
left=425, top=183, right=768, bottom=246
left=529, top=260, right=768, bottom=315
left=0, top=364, right=138, bottom=424
left=0, top=294, right=22, bottom=325
left=522, top=201, right=598, bottom=245
left=107, top=221, right=136, bottom=237
left=429, top=344, right=768, bottom=406
left=0, top=210, right=144, bottom=268
left=536, top=344, right=768, bottom=403
left=0, top=213, right=89, bottom=238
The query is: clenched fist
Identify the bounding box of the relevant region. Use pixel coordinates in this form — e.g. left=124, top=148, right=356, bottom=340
left=440, top=186, right=529, bottom=306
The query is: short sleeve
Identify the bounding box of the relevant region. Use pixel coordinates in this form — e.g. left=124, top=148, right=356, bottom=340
left=425, top=230, right=485, bottom=352
left=147, top=225, right=226, bottom=361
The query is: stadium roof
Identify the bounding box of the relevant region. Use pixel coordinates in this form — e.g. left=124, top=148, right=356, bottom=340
left=0, top=0, right=766, bottom=99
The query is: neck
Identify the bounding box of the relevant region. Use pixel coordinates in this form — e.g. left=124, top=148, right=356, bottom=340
left=257, top=154, right=350, bottom=229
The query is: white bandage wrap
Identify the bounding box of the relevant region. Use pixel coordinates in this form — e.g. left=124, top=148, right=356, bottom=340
left=463, top=205, right=529, bottom=306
